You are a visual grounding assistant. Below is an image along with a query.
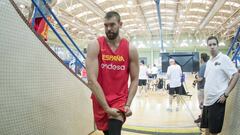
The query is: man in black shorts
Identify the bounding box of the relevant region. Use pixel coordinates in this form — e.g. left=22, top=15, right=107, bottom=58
left=138, top=60, right=148, bottom=96
left=200, top=36, right=239, bottom=135
left=166, top=59, right=182, bottom=112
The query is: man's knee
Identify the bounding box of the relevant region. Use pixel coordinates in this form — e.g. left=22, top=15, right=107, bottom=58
left=108, top=119, right=123, bottom=135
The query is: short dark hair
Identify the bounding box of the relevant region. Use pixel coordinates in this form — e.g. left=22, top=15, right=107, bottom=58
left=201, top=53, right=209, bottom=62
left=207, top=36, right=218, bottom=45
left=105, top=11, right=121, bottom=22
left=140, top=60, right=145, bottom=65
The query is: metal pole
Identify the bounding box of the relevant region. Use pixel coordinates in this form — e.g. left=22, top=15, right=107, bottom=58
left=155, top=0, right=164, bottom=51
left=227, top=26, right=240, bottom=56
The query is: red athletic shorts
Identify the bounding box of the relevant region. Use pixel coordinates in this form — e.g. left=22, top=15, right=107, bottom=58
left=30, top=16, right=52, bottom=41
left=92, top=97, right=126, bottom=131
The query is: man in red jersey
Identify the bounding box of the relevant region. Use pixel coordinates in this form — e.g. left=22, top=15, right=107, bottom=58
left=86, top=11, right=139, bottom=135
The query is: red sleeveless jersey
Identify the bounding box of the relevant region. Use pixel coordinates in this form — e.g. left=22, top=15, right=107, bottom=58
left=97, top=36, right=129, bottom=104
left=91, top=36, right=130, bottom=130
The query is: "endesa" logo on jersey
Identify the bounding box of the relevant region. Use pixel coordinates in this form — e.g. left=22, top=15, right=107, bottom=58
left=102, top=55, right=125, bottom=62
left=101, top=63, right=126, bottom=70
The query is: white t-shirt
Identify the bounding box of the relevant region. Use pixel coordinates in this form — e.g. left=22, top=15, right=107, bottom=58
left=139, top=65, right=148, bottom=80
left=147, top=68, right=152, bottom=75
left=152, top=66, right=158, bottom=74
left=167, top=64, right=182, bottom=88
left=204, top=52, right=238, bottom=106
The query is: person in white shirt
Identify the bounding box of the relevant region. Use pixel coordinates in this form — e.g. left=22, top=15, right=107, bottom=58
left=151, top=64, right=158, bottom=79
left=146, top=65, right=152, bottom=78
left=200, top=36, right=239, bottom=135
left=166, top=59, right=182, bottom=112
left=138, top=60, right=148, bottom=96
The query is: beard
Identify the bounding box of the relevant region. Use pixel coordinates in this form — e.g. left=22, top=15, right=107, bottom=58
left=106, top=29, right=119, bottom=40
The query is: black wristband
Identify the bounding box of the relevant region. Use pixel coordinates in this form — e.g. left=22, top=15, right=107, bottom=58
left=223, top=93, right=228, bottom=98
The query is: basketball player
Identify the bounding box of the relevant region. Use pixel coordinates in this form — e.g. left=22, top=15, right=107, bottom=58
left=86, top=11, right=139, bottom=135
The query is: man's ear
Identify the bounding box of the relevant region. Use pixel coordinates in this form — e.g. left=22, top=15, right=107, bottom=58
left=119, top=21, right=123, bottom=28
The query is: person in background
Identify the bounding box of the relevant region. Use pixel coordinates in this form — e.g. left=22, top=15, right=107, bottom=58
left=28, top=0, right=57, bottom=41
left=166, top=59, right=182, bottom=112
left=80, top=60, right=87, bottom=82
left=200, top=36, right=239, bottom=135
left=151, top=64, right=158, bottom=79
left=194, top=53, right=209, bottom=123
left=138, top=60, right=148, bottom=96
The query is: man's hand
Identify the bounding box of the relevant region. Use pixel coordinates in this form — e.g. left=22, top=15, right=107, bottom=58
left=124, top=106, right=132, bottom=117
left=105, top=108, right=121, bottom=117
left=217, top=95, right=227, bottom=103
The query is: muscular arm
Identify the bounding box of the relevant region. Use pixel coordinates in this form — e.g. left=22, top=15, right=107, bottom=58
left=125, top=44, right=139, bottom=107
left=86, top=40, right=110, bottom=111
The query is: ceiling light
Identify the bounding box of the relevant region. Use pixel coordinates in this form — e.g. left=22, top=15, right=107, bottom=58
left=214, top=16, right=227, bottom=20
left=124, top=24, right=137, bottom=28
left=160, top=0, right=176, bottom=5
left=205, top=26, right=215, bottom=29
left=63, top=24, right=69, bottom=28
left=183, top=26, right=196, bottom=29
left=151, top=27, right=160, bottom=30
left=147, top=17, right=158, bottom=21
left=161, top=9, right=175, bottom=13
left=141, top=1, right=154, bottom=7
left=96, top=0, right=106, bottom=4
left=180, top=42, right=189, bottom=47
left=78, top=31, right=84, bottom=34
left=219, top=42, right=226, bottom=46
left=65, top=3, right=82, bottom=12
left=183, top=21, right=198, bottom=24
left=225, top=1, right=240, bottom=8
left=86, top=17, right=100, bottom=23
left=138, top=44, right=146, bottom=48
left=93, top=23, right=103, bottom=27
left=200, top=40, right=207, bottom=46
left=104, top=4, right=124, bottom=12
left=145, top=10, right=157, bottom=14
left=149, top=22, right=158, bottom=26
left=189, top=8, right=207, bottom=13
left=71, top=28, right=77, bottom=31
left=132, top=41, right=136, bottom=45
left=209, top=21, right=222, bottom=25
left=219, top=9, right=231, bottom=14
left=19, top=4, right=25, bottom=9
left=191, top=0, right=212, bottom=4
left=127, top=0, right=133, bottom=5
left=120, top=13, right=130, bottom=17
left=76, top=11, right=92, bottom=18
